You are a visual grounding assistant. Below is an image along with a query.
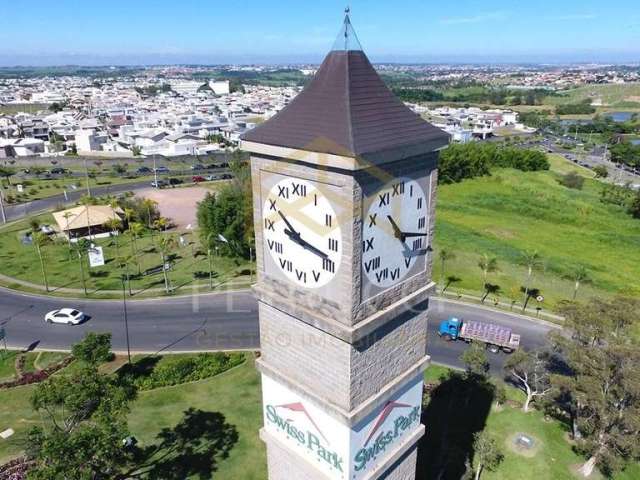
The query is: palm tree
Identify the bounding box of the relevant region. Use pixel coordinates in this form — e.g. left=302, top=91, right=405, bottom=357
left=443, top=275, right=461, bottom=293
left=129, top=222, right=144, bottom=274
left=32, top=232, right=50, bottom=292
left=104, top=218, right=122, bottom=259
left=158, top=235, right=177, bottom=294
left=74, top=239, right=90, bottom=296
left=438, top=249, right=456, bottom=292
left=521, top=250, right=543, bottom=312
left=153, top=216, right=168, bottom=234
left=478, top=254, right=499, bottom=302
left=61, top=211, right=74, bottom=253
left=0, top=166, right=16, bottom=186
left=572, top=265, right=589, bottom=300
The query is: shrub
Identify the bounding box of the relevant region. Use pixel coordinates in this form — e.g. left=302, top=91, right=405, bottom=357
left=629, top=192, right=640, bottom=219
left=592, top=165, right=608, bottom=178
left=559, top=171, right=585, bottom=190
left=123, top=352, right=245, bottom=390
left=71, top=332, right=114, bottom=365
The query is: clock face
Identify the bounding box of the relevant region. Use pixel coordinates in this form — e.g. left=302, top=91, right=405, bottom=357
left=263, top=177, right=342, bottom=288
left=362, top=177, right=429, bottom=289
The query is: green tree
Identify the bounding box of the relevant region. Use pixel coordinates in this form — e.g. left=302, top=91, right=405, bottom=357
left=628, top=191, right=640, bottom=219
left=158, top=235, right=177, bottom=293
left=460, top=343, right=489, bottom=378
left=73, top=239, right=90, bottom=296
left=0, top=166, right=17, bottom=186
left=438, top=249, right=455, bottom=292
left=521, top=250, right=543, bottom=312
left=471, top=431, right=503, bottom=480
left=504, top=348, right=551, bottom=412
left=592, top=165, right=608, bottom=178
left=572, top=265, right=589, bottom=300
left=560, top=171, right=585, bottom=190
left=478, top=254, right=499, bottom=302
left=551, top=297, right=640, bottom=477
left=129, top=222, right=144, bottom=274
left=71, top=332, right=114, bottom=365
left=32, top=232, right=51, bottom=292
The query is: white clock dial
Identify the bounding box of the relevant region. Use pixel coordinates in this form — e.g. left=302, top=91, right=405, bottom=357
left=263, top=178, right=342, bottom=288
left=362, top=178, right=429, bottom=288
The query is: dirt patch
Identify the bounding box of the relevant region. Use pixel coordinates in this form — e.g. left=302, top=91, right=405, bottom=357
left=136, top=186, right=209, bottom=230
left=506, top=432, right=541, bottom=458
left=483, top=227, right=518, bottom=240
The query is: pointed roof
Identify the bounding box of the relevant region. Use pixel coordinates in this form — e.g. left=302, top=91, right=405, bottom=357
left=241, top=12, right=449, bottom=166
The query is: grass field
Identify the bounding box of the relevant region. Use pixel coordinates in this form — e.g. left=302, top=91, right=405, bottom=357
left=432, top=155, right=640, bottom=311
left=0, top=214, right=252, bottom=296
left=542, top=83, right=640, bottom=109
left=2, top=355, right=639, bottom=479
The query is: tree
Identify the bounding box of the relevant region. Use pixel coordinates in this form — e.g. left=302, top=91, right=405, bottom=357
left=443, top=275, right=461, bottom=293
left=572, top=265, right=589, bottom=300
left=504, top=348, right=551, bottom=412
left=560, top=171, right=585, bottom=190
left=73, top=239, right=90, bottom=296
left=520, top=250, right=543, bottom=312
left=0, top=166, right=17, bottom=186
left=131, top=145, right=142, bottom=156
left=71, top=332, right=114, bottom=365
left=592, top=165, right=608, bottom=178
left=129, top=222, right=144, bottom=274
left=478, top=254, right=499, bottom=302
left=105, top=217, right=123, bottom=259
left=460, top=343, right=490, bottom=378
left=26, top=338, right=135, bottom=479
left=629, top=191, right=640, bottom=219
left=438, top=249, right=455, bottom=292
left=32, top=232, right=51, bottom=292
left=471, top=431, right=503, bottom=480
left=158, top=235, right=177, bottom=294
left=551, top=297, right=640, bottom=477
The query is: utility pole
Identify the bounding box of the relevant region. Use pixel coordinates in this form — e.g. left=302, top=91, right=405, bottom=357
left=121, top=274, right=132, bottom=364
left=0, top=185, right=6, bottom=224
left=83, top=158, right=91, bottom=197
left=153, top=154, right=158, bottom=188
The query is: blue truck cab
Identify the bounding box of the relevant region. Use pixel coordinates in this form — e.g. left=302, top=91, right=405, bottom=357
left=438, top=317, right=462, bottom=340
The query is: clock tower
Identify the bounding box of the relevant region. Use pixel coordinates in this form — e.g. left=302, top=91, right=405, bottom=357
left=241, top=11, right=449, bottom=480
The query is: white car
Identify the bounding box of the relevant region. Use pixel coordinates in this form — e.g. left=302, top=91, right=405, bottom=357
left=45, top=308, right=85, bottom=325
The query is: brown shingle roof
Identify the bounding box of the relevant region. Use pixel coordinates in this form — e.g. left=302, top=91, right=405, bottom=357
left=241, top=50, right=449, bottom=159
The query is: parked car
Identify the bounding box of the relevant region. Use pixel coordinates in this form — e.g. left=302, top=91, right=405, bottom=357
left=192, top=175, right=206, bottom=183
left=50, top=167, right=66, bottom=175
left=205, top=174, right=223, bottom=181
left=40, top=224, right=55, bottom=235
left=136, top=166, right=152, bottom=174
left=44, top=308, right=85, bottom=325
left=151, top=180, right=168, bottom=188
left=154, top=166, right=170, bottom=173
left=191, top=164, right=205, bottom=171
left=167, top=177, right=184, bottom=186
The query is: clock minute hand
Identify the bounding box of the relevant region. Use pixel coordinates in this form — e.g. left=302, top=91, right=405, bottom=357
left=278, top=210, right=299, bottom=236
left=284, top=228, right=328, bottom=259
left=386, top=215, right=404, bottom=241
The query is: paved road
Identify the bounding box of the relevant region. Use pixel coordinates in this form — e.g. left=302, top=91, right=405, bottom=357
left=3, top=180, right=152, bottom=222
left=0, top=287, right=555, bottom=373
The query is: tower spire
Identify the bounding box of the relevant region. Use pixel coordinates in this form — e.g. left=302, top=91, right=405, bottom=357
left=332, top=5, right=362, bottom=51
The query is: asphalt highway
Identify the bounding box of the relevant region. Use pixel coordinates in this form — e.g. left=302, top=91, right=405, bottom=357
left=0, top=287, right=556, bottom=372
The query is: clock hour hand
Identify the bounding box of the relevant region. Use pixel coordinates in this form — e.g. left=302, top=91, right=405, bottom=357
left=284, top=228, right=329, bottom=260
left=402, top=231, right=428, bottom=238
left=386, top=215, right=404, bottom=241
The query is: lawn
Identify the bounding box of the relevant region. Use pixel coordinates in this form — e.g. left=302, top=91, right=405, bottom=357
left=0, top=213, right=252, bottom=297
left=1, top=173, right=154, bottom=204
left=432, top=157, right=640, bottom=312
left=542, top=83, right=640, bottom=109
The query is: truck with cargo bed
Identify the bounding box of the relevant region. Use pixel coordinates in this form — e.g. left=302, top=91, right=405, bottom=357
left=437, top=317, right=520, bottom=354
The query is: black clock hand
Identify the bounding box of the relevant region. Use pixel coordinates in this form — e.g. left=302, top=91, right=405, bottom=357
left=284, top=228, right=329, bottom=260
left=386, top=215, right=404, bottom=241
left=278, top=210, right=299, bottom=236
left=402, top=231, right=428, bottom=238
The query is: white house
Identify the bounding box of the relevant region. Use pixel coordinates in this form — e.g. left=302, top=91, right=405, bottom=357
left=210, top=80, right=230, bottom=95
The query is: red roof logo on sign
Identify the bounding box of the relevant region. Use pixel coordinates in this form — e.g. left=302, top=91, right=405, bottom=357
left=364, top=401, right=412, bottom=446
left=276, top=402, right=329, bottom=443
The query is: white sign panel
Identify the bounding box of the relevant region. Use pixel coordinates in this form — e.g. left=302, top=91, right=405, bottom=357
left=88, top=246, right=105, bottom=267
left=261, top=374, right=423, bottom=479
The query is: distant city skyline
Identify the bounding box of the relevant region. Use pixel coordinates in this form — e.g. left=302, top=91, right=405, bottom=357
left=1, top=0, right=639, bottom=66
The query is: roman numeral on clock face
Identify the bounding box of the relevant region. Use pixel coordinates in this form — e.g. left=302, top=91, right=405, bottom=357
left=267, top=239, right=283, bottom=254
left=325, top=214, right=332, bottom=227
left=368, top=213, right=377, bottom=227
left=412, top=238, right=423, bottom=251
left=328, top=238, right=339, bottom=252
left=312, top=270, right=321, bottom=282
left=363, top=237, right=374, bottom=253
left=375, top=268, right=389, bottom=283
left=277, top=185, right=289, bottom=199
left=268, top=198, right=277, bottom=211
left=390, top=267, right=401, bottom=281
left=417, top=197, right=423, bottom=209
left=278, top=258, right=293, bottom=272
left=295, top=269, right=307, bottom=283
left=322, top=258, right=335, bottom=273
left=291, top=182, right=307, bottom=197
left=265, top=218, right=275, bottom=231
left=392, top=182, right=405, bottom=196
left=378, top=192, right=390, bottom=207
left=418, top=217, right=426, bottom=229
left=364, top=256, right=380, bottom=273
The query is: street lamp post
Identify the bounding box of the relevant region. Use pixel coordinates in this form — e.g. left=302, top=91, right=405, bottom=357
left=0, top=185, right=6, bottom=224
left=121, top=274, right=132, bottom=364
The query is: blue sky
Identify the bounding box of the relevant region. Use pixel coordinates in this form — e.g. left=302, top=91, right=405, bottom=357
left=0, top=0, right=639, bottom=65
